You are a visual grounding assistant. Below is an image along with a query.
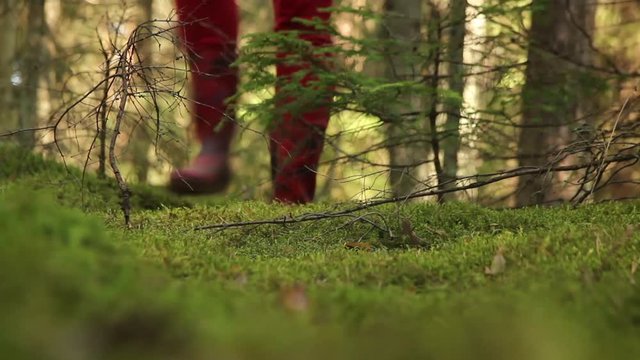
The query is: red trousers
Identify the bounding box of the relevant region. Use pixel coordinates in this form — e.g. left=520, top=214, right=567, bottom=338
left=175, top=0, right=333, bottom=203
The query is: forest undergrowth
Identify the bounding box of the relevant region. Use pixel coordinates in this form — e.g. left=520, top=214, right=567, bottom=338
left=1, top=145, right=639, bottom=360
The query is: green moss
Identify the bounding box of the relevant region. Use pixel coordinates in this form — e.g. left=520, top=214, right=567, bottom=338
left=0, top=144, right=192, bottom=211
left=0, top=188, right=201, bottom=359
left=1, top=146, right=640, bottom=359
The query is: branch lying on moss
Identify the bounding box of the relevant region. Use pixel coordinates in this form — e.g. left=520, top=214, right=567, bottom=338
left=195, top=152, right=639, bottom=231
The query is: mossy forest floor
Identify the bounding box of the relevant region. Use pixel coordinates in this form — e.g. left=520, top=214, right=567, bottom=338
left=1, top=145, right=639, bottom=359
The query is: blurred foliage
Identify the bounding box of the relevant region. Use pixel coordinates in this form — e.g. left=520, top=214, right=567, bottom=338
left=0, top=188, right=198, bottom=359
left=0, top=0, right=638, bottom=205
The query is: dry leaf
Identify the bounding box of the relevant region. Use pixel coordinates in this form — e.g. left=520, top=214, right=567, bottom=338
left=234, top=272, right=248, bottom=286
left=280, top=284, right=309, bottom=313
left=484, top=247, right=506, bottom=275
left=228, top=265, right=248, bottom=286
left=625, top=225, right=635, bottom=239
left=345, top=242, right=373, bottom=251
left=401, top=218, right=426, bottom=246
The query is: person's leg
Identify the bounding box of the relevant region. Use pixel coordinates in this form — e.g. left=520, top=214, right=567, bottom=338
left=271, top=0, right=333, bottom=203
left=170, top=0, right=239, bottom=194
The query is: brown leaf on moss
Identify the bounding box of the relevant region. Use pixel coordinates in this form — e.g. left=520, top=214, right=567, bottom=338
left=401, top=218, right=422, bottom=245
left=625, top=225, right=635, bottom=239
left=280, top=283, right=309, bottom=313
left=234, top=272, right=248, bottom=285
left=228, top=265, right=248, bottom=286
left=484, top=247, right=506, bottom=276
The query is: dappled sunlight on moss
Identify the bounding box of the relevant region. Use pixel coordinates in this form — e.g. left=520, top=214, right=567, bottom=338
left=1, top=146, right=640, bottom=359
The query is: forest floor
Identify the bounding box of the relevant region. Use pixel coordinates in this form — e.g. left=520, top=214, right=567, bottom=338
left=1, top=144, right=640, bottom=360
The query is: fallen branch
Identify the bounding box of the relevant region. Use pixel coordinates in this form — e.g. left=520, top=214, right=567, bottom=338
left=195, top=152, right=639, bottom=231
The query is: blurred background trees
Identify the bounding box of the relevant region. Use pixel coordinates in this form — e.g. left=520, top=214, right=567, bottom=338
left=0, top=0, right=638, bottom=206
left=516, top=0, right=597, bottom=206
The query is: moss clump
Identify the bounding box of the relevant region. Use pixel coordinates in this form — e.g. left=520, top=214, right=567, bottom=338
left=0, top=144, right=192, bottom=211
left=0, top=188, right=198, bottom=359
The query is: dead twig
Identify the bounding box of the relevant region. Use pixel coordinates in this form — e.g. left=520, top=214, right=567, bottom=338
left=195, top=152, right=638, bottom=231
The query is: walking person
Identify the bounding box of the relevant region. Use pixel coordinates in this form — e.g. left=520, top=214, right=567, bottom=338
left=170, top=0, right=333, bottom=204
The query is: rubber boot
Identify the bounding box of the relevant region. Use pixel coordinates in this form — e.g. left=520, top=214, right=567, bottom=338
left=168, top=46, right=237, bottom=194
left=170, top=0, right=239, bottom=195
left=169, top=135, right=232, bottom=194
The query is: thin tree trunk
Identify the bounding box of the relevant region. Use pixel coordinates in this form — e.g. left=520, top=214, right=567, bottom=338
left=17, top=0, right=45, bottom=149
left=426, top=5, right=444, bottom=202
left=383, top=0, right=425, bottom=198
left=440, top=0, right=466, bottom=201
left=516, top=0, right=596, bottom=206
left=460, top=0, right=488, bottom=203
left=0, top=0, right=18, bottom=132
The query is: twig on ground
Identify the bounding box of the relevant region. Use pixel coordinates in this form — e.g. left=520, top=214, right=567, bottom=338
left=195, top=152, right=639, bottom=231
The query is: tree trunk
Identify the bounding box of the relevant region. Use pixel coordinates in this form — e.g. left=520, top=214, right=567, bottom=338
left=440, top=0, right=466, bottom=201
left=516, top=0, right=596, bottom=206
left=594, top=1, right=640, bottom=201
left=383, top=0, right=425, bottom=198
left=0, top=0, right=18, bottom=132
left=17, top=0, right=45, bottom=149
